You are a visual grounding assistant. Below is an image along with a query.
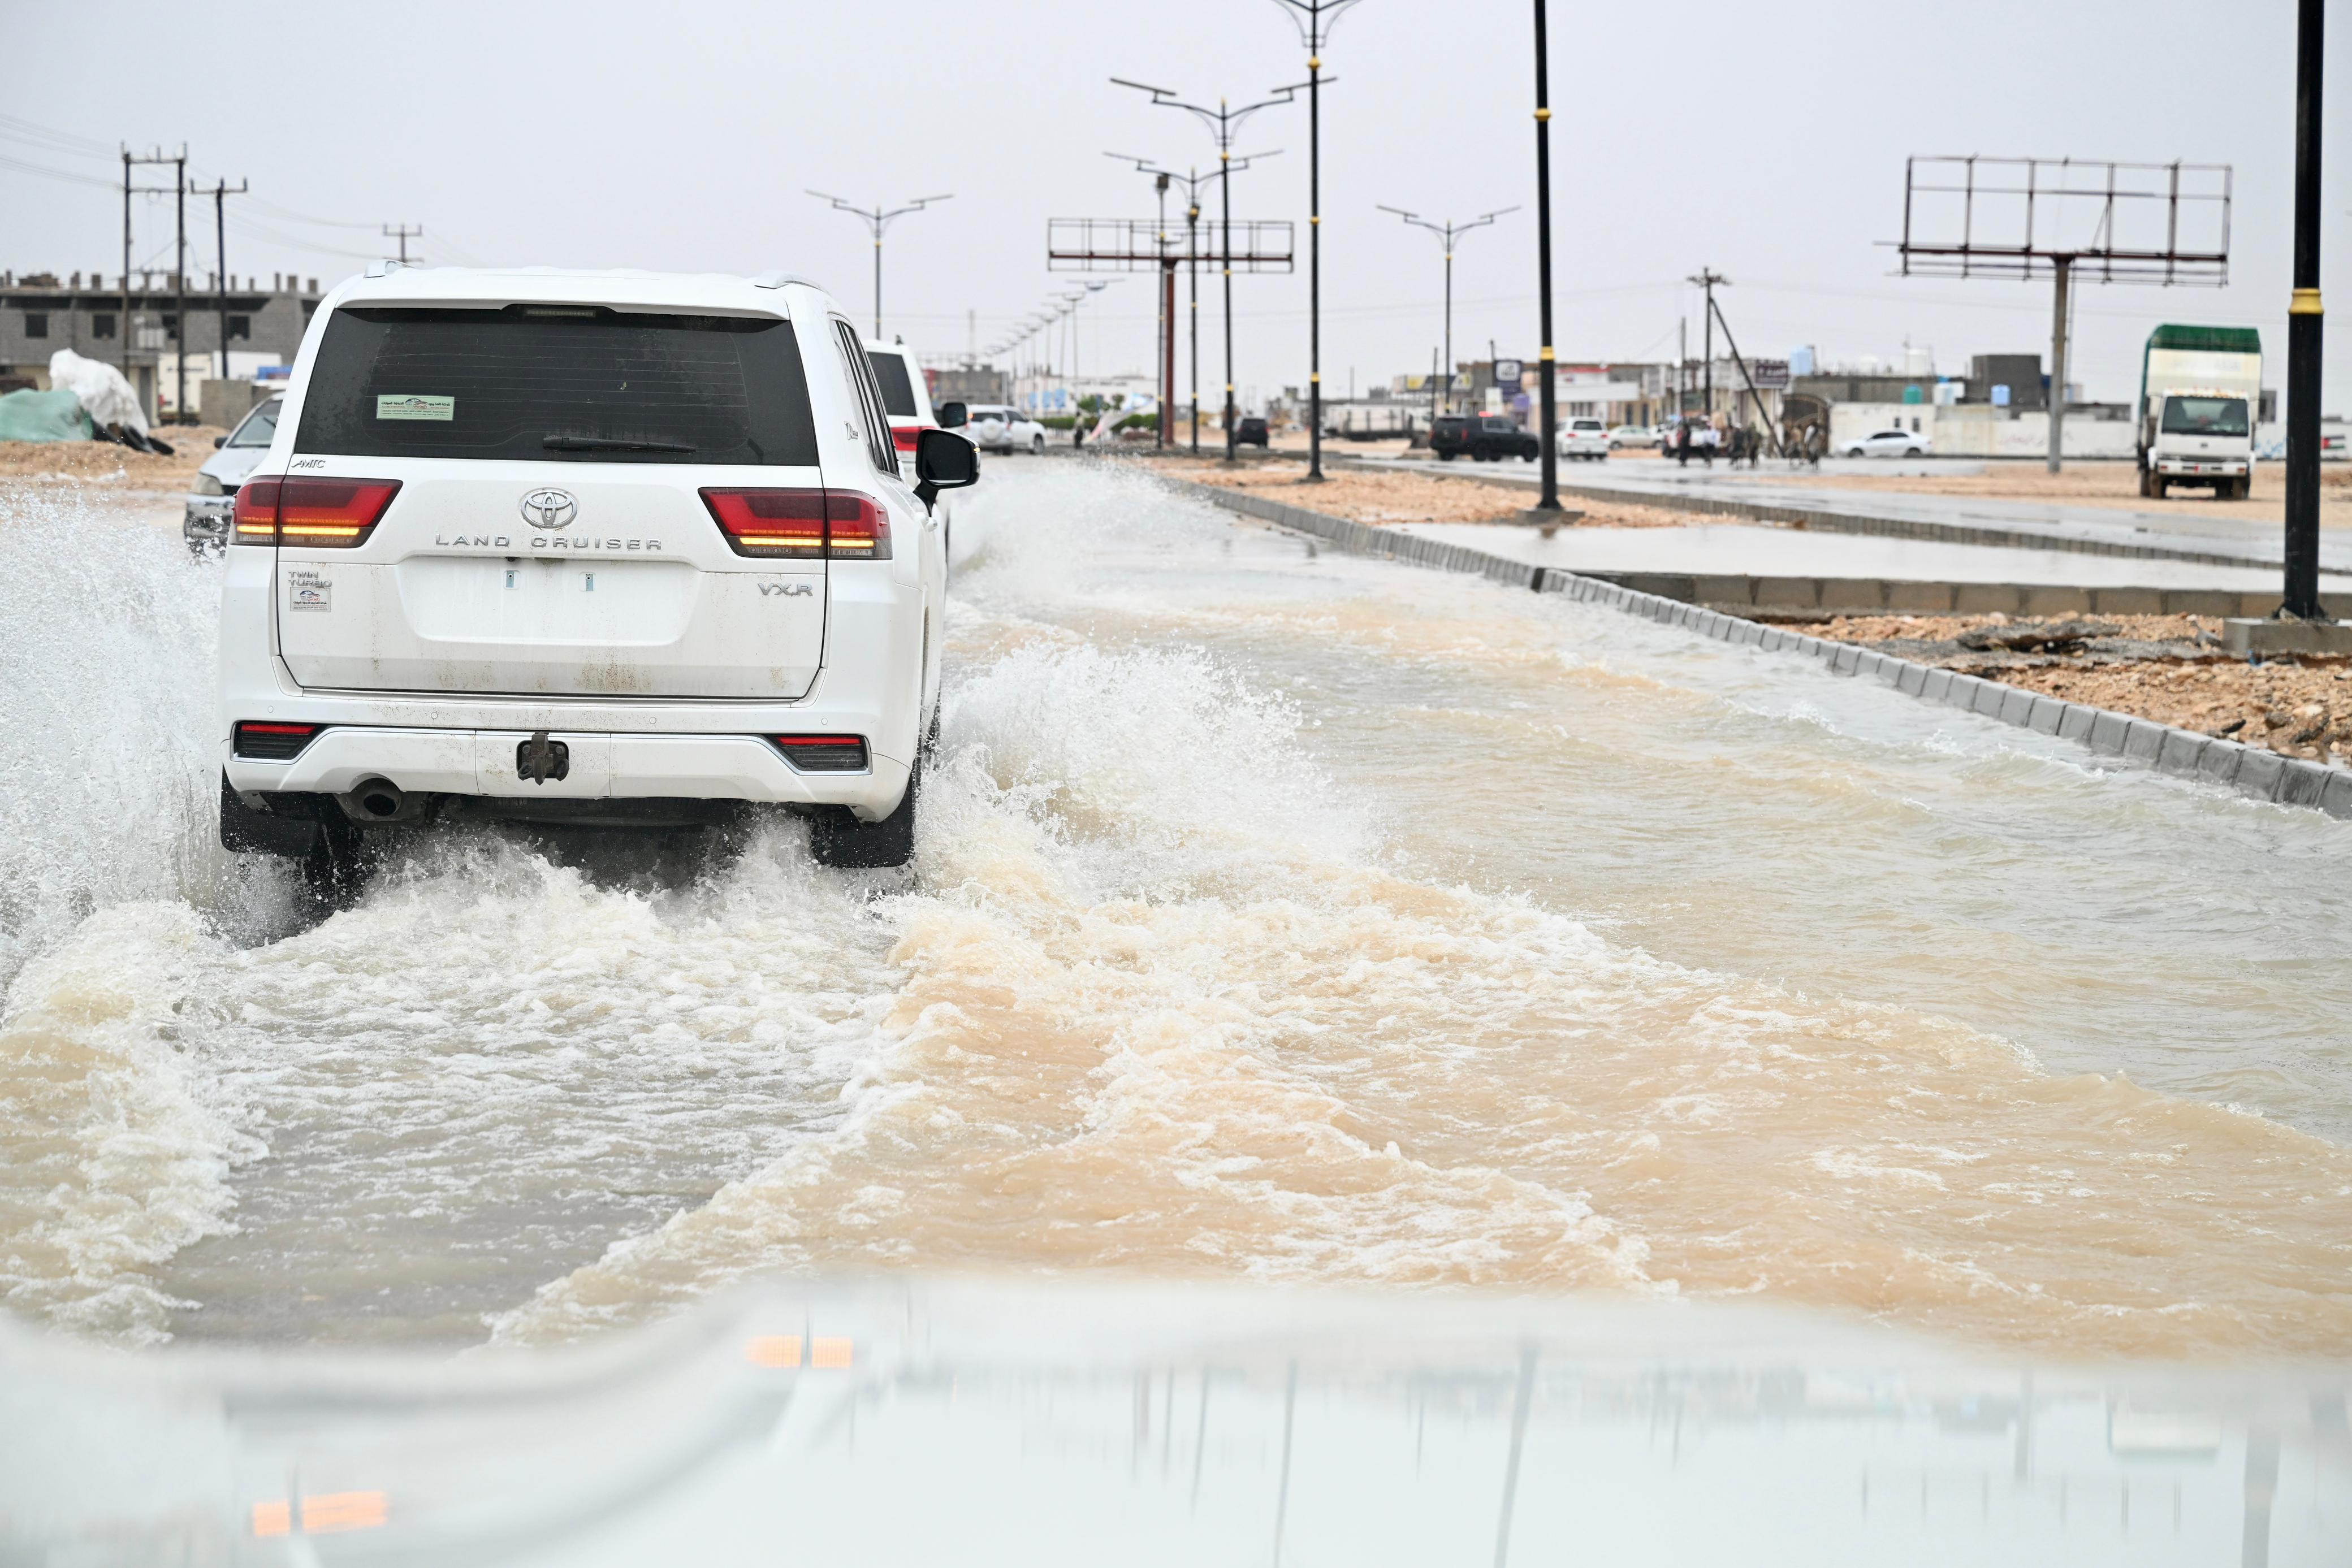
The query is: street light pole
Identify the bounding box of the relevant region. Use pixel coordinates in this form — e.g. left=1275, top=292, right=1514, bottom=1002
left=1269, top=1, right=1364, bottom=482
left=1114, top=77, right=1299, bottom=466
left=807, top=191, right=953, bottom=339
left=1530, top=0, right=1561, bottom=512
left=1378, top=205, right=1516, bottom=419
left=2282, top=0, right=2327, bottom=622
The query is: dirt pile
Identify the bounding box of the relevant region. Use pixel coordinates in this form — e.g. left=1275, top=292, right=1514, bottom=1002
left=0, top=429, right=223, bottom=489
left=1134, top=455, right=1697, bottom=529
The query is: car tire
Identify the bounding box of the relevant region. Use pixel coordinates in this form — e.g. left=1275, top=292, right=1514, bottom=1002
left=1031, top=435, right=1044, bottom=454
left=1844, top=447, right=1866, bottom=458
left=2149, top=474, right=2168, bottom=499
left=809, top=765, right=919, bottom=869
left=1438, top=451, right=1455, bottom=462
left=1905, top=447, right=1923, bottom=457
left=218, top=773, right=321, bottom=859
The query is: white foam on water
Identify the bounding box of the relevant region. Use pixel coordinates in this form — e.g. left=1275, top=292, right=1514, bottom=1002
left=0, top=487, right=295, bottom=993
left=0, top=901, right=257, bottom=1342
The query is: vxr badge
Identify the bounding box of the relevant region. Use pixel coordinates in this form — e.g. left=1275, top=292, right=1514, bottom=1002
left=520, top=488, right=578, bottom=530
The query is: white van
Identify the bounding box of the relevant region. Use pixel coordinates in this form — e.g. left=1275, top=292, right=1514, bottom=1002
left=215, top=265, right=975, bottom=886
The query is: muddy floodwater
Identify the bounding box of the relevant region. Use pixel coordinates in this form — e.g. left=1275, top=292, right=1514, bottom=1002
left=2, top=466, right=2349, bottom=1358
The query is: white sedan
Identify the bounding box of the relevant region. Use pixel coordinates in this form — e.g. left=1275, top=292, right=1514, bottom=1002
left=1842, top=426, right=1932, bottom=458
left=1607, top=423, right=1658, bottom=449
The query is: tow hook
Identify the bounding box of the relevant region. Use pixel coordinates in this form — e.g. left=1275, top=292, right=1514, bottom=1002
left=519, top=730, right=570, bottom=785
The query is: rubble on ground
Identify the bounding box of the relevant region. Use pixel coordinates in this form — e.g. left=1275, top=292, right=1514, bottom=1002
left=1810, top=611, right=2352, bottom=764
left=1133, top=454, right=1694, bottom=528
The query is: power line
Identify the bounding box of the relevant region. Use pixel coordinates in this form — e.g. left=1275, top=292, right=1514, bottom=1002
left=0, top=112, right=116, bottom=159
left=0, top=152, right=118, bottom=190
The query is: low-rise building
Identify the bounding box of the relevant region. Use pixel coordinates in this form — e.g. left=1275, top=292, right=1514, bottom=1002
left=0, top=269, right=323, bottom=422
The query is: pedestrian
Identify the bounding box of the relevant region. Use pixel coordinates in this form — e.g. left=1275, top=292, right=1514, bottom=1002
left=1674, top=419, right=1690, bottom=466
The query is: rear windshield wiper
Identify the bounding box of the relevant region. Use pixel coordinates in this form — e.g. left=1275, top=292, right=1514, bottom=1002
left=542, top=434, right=697, bottom=454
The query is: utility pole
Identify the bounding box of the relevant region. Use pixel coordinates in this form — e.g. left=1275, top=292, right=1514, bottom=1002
left=806, top=192, right=953, bottom=339
left=2046, top=254, right=2074, bottom=474
left=1689, top=268, right=1727, bottom=430
left=382, top=223, right=423, bottom=264
left=2282, top=0, right=2327, bottom=621
left=1677, top=317, right=1687, bottom=420
left=1115, top=77, right=1299, bottom=464
left=120, top=147, right=181, bottom=413
left=170, top=150, right=189, bottom=423
left=1156, top=172, right=1172, bottom=449
left=196, top=176, right=248, bottom=385
left=1270, top=0, right=1363, bottom=481
left=1531, top=0, right=1561, bottom=512
left=1190, top=184, right=1201, bottom=452
left=1380, top=205, right=1516, bottom=421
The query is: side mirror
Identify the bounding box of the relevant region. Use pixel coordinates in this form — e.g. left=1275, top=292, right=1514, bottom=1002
left=913, top=427, right=979, bottom=509
left=936, top=401, right=968, bottom=429
left=213, top=436, right=226, bottom=448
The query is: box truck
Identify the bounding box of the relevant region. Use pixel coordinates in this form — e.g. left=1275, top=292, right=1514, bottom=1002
left=2137, top=324, right=2262, bottom=499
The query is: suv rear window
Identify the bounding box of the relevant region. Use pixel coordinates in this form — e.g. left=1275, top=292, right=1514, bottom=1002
left=866, top=350, right=919, bottom=418
left=295, top=306, right=820, bottom=465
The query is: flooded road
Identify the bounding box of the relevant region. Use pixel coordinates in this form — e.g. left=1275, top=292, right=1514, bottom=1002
left=2, top=466, right=2348, bottom=1358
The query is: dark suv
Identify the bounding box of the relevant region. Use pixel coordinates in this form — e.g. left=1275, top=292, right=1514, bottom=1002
left=1234, top=416, right=1269, bottom=448
left=1429, top=414, right=1538, bottom=462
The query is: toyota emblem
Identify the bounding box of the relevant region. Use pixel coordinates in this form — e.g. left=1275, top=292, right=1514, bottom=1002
left=521, top=488, right=578, bottom=530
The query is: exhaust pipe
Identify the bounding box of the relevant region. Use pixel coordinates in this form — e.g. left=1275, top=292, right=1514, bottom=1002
left=337, top=777, right=411, bottom=824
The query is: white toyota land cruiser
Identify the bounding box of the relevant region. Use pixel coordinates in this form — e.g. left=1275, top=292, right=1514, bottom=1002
left=215, top=265, right=975, bottom=887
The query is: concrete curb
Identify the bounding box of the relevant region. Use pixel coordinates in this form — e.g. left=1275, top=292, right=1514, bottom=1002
left=1315, top=452, right=2317, bottom=578
left=1494, top=569, right=2310, bottom=621
left=1166, top=477, right=2352, bottom=821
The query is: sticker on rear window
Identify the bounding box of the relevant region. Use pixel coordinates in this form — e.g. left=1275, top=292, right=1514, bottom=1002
left=286, top=568, right=331, bottom=612
left=376, top=394, right=454, bottom=421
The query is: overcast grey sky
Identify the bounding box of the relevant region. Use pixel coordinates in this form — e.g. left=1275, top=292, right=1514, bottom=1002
left=7, top=1, right=2346, bottom=412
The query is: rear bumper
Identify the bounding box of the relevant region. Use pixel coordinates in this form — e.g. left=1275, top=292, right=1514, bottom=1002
left=217, top=551, right=930, bottom=822
left=2155, top=458, right=2249, bottom=476
left=223, top=726, right=907, bottom=816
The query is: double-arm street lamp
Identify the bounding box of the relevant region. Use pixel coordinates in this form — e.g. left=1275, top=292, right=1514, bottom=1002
left=1267, top=0, right=1364, bottom=482
left=806, top=190, right=953, bottom=338
left=1113, top=76, right=1298, bottom=463
left=1109, top=151, right=1278, bottom=455
left=1377, top=203, right=1516, bottom=422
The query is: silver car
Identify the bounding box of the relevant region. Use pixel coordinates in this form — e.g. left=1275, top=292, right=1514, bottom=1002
left=183, top=395, right=284, bottom=557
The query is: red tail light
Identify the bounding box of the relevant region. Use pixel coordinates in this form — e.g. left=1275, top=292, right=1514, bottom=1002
left=699, top=490, right=892, bottom=561
left=233, top=721, right=321, bottom=760
left=819, top=492, right=890, bottom=559
left=890, top=425, right=931, bottom=453
left=232, top=479, right=281, bottom=543
left=701, top=488, right=825, bottom=557
left=231, top=478, right=401, bottom=547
